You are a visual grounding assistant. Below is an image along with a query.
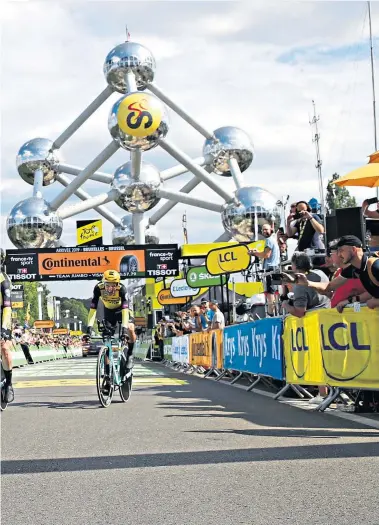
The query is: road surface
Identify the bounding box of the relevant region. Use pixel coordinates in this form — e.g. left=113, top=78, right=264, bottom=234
left=2, top=357, right=379, bottom=525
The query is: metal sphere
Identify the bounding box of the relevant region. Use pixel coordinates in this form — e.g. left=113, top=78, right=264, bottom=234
left=112, top=215, right=135, bottom=245
left=7, top=197, right=63, bottom=248
left=145, top=224, right=159, bottom=244
left=16, top=138, right=60, bottom=186
left=221, top=186, right=280, bottom=243
left=103, top=42, right=156, bottom=93
left=111, top=161, right=161, bottom=213
left=203, top=126, right=253, bottom=176
left=108, top=93, right=169, bottom=151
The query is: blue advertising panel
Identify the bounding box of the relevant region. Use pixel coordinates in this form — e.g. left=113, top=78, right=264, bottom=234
left=223, top=318, right=283, bottom=380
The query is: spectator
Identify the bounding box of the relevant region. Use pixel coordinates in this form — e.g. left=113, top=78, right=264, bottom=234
left=362, top=197, right=379, bottom=220
left=287, top=201, right=325, bottom=251
left=282, top=252, right=330, bottom=318
left=249, top=223, right=280, bottom=316
left=296, top=235, right=379, bottom=310
left=326, top=243, right=365, bottom=312
left=201, top=299, right=214, bottom=322
left=362, top=198, right=379, bottom=251
left=282, top=251, right=330, bottom=405
left=15, top=328, right=34, bottom=364
left=276, top=227, right=288, bottom=261
left=190, top=305, right=208, bottom=332
left=285, top=202, right=299, bottom=240
left=209, top=301, right=225, bottom=330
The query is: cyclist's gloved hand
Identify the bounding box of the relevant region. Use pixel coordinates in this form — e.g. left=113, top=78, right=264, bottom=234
left=1, top=328, right=12, bottom=341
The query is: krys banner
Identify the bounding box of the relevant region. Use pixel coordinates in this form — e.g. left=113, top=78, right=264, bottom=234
left=284, top=307, right=379, bottom=389
left=223, top=318, right=283, bottom=380
left=6, top=245, right=180, bottom=282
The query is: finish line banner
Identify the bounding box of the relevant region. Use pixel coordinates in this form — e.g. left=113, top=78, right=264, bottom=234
left=223, top=318, right=284, bottom=380
left=5, top=245, right=180, bottom=281
left=284, top=307, right=379, bottom=389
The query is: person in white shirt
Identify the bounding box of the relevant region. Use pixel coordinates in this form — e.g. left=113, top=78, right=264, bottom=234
left=209, top=301, right=225, bottom=330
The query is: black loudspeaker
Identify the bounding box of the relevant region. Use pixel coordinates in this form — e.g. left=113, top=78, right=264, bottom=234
left=147, top=313, right=154, bottom=330
left=335, top=207, right=366, bottom=244
left=326, top=214, right=338, bottom=246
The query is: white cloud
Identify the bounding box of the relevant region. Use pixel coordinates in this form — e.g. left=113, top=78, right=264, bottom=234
left=2, top=1, right=378, bottom=298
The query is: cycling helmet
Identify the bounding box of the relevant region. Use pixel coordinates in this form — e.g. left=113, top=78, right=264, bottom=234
left=102, top=269, right=120, bottom=284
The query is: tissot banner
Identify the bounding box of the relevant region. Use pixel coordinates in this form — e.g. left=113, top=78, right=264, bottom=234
left=6, top=245, right=180, bottom=281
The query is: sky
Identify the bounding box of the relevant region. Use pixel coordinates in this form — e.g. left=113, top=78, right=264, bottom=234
left=1, top=0, right=379, bottom=299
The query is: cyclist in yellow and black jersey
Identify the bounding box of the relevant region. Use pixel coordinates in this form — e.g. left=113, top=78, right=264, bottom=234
left=87, top=270, right=136, bottom=371
left=1, top=248, right=14, bottom=403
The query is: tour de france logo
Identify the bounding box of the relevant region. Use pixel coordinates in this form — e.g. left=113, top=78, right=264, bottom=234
left=117, top=93, right=163, bottom=138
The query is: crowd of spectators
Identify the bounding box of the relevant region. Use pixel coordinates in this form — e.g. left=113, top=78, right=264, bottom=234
left=10, top=324, right=82, bottom=363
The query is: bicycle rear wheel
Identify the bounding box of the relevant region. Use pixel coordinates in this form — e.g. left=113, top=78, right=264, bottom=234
left=96, top=347, right=114, bottom=408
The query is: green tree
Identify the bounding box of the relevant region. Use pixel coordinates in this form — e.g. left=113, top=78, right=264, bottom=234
left=57, top=297, right=89, bottom=330
left=326, top=173, right=357, bottom=214
left=13, top=282, right=50, bottom=326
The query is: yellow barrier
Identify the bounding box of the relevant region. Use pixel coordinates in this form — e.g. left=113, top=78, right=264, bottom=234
left=189, top=330, right=223, bottom=369
left=284, top=307, right=379, bottom=389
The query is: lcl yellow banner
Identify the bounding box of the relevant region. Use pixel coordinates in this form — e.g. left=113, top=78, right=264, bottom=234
left=284, top=307, right=379, bottom=389
left=206, top=241, right=264, bottom=276
left=189, top=329, right=223, bottom=369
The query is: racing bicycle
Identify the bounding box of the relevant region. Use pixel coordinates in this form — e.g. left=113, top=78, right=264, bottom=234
left=96, top=320, right=132, bottom=408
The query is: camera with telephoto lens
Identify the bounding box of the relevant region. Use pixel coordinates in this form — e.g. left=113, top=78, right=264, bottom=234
left=270, top=271, right=297, bottom=286
left=366, top=197, right=379, bottom=206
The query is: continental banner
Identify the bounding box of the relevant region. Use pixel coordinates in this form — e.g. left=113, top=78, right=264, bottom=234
left=6, top=244, right=180, bottom=282
left=189, top=330, right=223, bottom=369
left=284, top=307, right=379, bottom=389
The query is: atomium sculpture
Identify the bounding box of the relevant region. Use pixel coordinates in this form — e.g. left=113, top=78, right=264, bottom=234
left=7, top=31, right=278, bottom=249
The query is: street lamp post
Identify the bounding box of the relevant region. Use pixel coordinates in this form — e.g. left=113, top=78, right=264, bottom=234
left=55, top=300, right=61, bottom=327
left=37, top=286, right=44, bottom=320
left=65, top=310, right=70, bottom=330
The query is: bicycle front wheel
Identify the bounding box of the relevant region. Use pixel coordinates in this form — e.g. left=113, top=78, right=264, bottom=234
left=96, top=347, right=113, bottom=408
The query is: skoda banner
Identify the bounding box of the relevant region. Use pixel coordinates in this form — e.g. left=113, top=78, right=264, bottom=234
left=6, top=245, right=180, bottom=282
left=186, top=267, right=224, bottom=288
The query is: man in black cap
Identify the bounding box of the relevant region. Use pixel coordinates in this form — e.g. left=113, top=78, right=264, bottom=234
left=296, top=235, right=379, bottom=309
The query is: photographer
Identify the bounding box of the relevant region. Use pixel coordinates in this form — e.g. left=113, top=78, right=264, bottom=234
left=362, top=196, right=379, bottom=219
left=362, top=197, right=379, bottom=250
left=287, top=201, right=325, bottom=251
left=282, top=252, right=330, bottom=318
